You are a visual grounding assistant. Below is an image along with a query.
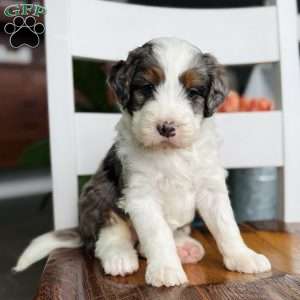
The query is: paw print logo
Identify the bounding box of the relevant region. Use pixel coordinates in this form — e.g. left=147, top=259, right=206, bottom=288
left=4, top=16, right=45, bottom=48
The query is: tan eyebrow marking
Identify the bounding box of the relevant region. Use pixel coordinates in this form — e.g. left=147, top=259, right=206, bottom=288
left=180, top=69, right=204, bottom=89
left=143, top=66, right=165, bottom=85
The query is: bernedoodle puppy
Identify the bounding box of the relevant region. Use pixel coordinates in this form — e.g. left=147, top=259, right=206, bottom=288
left=14, top=37, right=271, bottom=287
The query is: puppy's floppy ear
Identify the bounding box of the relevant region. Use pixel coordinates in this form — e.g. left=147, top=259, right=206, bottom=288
left=202, top=53, right=228, bottom=117
left=108, top=60, right=130, bottom=107
left=108, top=44, right=153, bottom=109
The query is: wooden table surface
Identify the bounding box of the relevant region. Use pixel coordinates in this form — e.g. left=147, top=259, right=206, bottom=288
left=35, top=221, right=300, bottom=300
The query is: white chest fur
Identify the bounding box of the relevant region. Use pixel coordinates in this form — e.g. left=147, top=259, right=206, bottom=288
left=154, top=149, right=198, bottom=230
left=118, top=118, right=221, bottom=231
left=124, top=144, right=202, bottom=231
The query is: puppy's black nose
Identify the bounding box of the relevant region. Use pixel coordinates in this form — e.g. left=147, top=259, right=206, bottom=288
left=157, top=121, right=176, bottom=138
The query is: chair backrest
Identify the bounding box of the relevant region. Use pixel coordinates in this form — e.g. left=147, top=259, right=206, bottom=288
left=45, top=0, right=300, bottom=229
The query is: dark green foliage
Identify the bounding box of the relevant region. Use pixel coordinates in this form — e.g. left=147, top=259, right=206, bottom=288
left=78, top=175, right=91, bottom=194
left=18, top=139, right=50, bottom=169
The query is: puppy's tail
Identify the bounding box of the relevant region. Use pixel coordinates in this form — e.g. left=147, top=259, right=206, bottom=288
left=13, top=229, right=82, bottom=272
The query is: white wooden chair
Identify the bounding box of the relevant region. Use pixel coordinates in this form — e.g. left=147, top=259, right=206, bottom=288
left=45, top=0, right=300, bottom=229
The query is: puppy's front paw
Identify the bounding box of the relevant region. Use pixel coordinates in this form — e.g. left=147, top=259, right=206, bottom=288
left=145, top=261, right=188, bottom=287
left=224, top=249, right=271, bottom=274
left=100, top=245, right=139, bottom=276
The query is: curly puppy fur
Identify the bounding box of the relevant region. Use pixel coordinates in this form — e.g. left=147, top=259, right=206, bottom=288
left=14, top=37, right=271, bottom=286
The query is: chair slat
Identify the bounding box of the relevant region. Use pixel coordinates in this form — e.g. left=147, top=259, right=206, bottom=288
left=70, top=1, right=279, bottom=65
left=75, top=111, right=283, bottom=175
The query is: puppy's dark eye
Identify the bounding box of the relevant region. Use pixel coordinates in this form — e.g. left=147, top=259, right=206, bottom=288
left=139, top=83, right=155, bottom=97
left=187, top=87, right=206, bottom=99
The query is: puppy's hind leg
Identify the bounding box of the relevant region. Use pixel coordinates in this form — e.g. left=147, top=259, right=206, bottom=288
left=95, top=212, right=139, bottom=276
left=174, top=226, right=205, bottom=264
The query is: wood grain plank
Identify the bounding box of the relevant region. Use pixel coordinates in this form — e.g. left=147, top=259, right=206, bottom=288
left=35, top=222, right=300, bottom=299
